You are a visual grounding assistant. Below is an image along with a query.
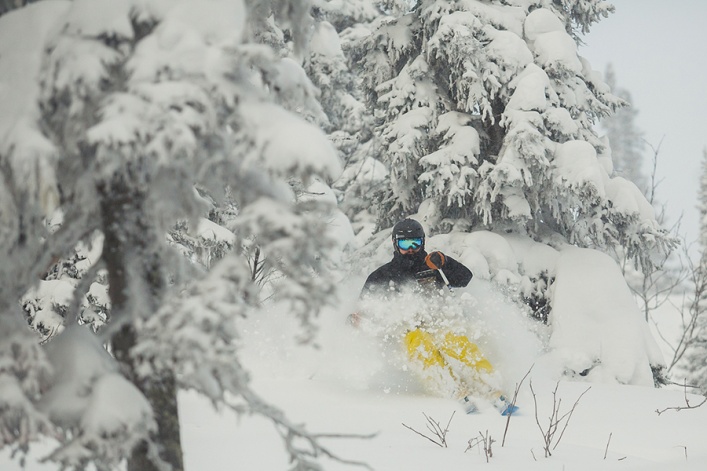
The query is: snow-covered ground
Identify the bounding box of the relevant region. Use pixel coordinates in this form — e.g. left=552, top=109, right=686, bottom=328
left=2, top=235, right=706, bottom=471
left=6, top=331, right=706, bottom=471
left=177, top=288, right=707, bottom=471
left=180, top=377, right=707, bottom=470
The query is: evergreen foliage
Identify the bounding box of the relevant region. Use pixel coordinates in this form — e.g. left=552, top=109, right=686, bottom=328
left=350, top=0, right=674, bottom=273
left=686, top=149, right=707, bottom=389
left=0, top=0, right=687, bottom=468
left=0, top=0, right=341, bottom=469
left=600, top=63, right=648, bottom=194
left=309, top=3, right=391, bottom=238
left=0, top=0, right=35, bottom=17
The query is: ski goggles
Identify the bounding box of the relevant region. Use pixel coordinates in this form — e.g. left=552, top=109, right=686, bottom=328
left=396, top=237, right=423, bottom=250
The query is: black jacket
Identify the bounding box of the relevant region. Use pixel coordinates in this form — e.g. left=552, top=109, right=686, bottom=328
left=362, top=249, right=473, bottom=295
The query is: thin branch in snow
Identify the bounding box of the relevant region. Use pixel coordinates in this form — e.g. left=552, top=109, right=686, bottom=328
left=530, top=380, right=591, bottom=457
left=402, top=411, right=455, bottom=448
left=465, top=430, right=494, bottom=462
left=237, top=388, right=375, bottom=470
left=502, top=364, right=533, bottom=447
left=603, top=432, right=612, bottom=459
left=656, top=381, right=707, bottom=415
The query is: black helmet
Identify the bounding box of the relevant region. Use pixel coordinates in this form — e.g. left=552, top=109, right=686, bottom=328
left=392, top=218, right=425, bottom=241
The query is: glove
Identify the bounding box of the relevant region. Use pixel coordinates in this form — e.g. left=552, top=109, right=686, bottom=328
left=425, top=251, right=446, bottom=270
left=347, top=312, right=363, bottom=327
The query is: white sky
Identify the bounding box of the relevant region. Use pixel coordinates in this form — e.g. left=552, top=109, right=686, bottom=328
left=580, top=1, right=707, bottom=247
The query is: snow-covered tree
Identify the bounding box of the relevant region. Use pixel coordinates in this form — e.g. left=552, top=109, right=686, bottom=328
left=685, top=149, right=707, bottom=389
left=600, top=63, right=648, bottom=194
left=311, top=0, right=382, bottom=32
left=301, top=3, right=392, bottom=242
left=596, top=69, right=681, bottom=329
left=0, top=1, right=344, bottom=470
left=351, top=0, right=674, bottom=273
left=0, top=0, right=35, bottom=16
left=340, top=0, right=677, bottom=387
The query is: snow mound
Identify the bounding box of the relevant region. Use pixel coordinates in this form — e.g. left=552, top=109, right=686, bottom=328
left=545, top=247, right=665, bottom=385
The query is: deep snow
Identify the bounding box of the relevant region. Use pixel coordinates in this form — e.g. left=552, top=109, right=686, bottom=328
left=0, top=1, right=701, bottom=470
left=3, top=232, right=706, bottom=471
left=174, top=286, right=707, bottom=471
left=179, top=376, right=707, bottom=471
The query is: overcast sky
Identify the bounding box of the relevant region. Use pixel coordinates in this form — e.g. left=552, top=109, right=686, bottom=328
left=579, top=1, right=707, bottom=248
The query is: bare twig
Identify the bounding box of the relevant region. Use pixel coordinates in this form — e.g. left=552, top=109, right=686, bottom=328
left=604, top=432, right=612, bottom=459
left=553, top=386, right=591, bottom=450
left=481, top=430, right=494, bottom=461
left=665, top=245, right=706, bottom=372
left=402, top=412, right=455, bottom=448
left=530, top=380, right=591, bottom=457
left=663, top=379, right=703, bottom=390
left=466, top=430, right=494, bottom=462
left=502, top=364, right=533, bottom=447
left=238, top=388, right=375, bottom=470
left=610, top=138, right=698, bottom=383
left=402, top=423, right=444, bottom=448
left=644, top=136, right=665, bottom=206
left=666, top=445, right=689, bottom=461
left=656, top=381, right=707, bottom=415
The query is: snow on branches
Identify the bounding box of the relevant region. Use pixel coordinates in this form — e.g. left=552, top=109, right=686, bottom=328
left=350, top=0, right=673, bottom=270
left=0, top=0, right=345, bottom=469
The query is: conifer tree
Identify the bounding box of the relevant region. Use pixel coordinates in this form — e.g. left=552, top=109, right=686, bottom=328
left=600, top=63, right=648, bottom=194
left=685, top=149, right=707, bottom=388
left=350, top=0, right=674, bottom=271
left=309, top=2, right=391, bottom=238
left=0, top=0, right=34, bottom=16
left=0, top=1, right=342, bottom=469
left=597, top=65, right=680, bottom=330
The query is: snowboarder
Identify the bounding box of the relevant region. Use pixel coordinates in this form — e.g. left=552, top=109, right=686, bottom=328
left=352, top=218, right=517, bottom=415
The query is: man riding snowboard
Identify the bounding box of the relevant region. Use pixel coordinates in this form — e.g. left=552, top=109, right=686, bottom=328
left=356, top=218, right=517, bottom=415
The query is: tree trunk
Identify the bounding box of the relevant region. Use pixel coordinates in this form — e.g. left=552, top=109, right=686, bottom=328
left=485, top=97, right=506, bottom=159
left=100, top=177, right=184, bottom=471
left=0, top=0, right=34, bottom=18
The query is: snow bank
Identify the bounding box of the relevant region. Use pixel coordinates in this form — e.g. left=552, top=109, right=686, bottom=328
left=546, top=247, right=665, bottom=385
